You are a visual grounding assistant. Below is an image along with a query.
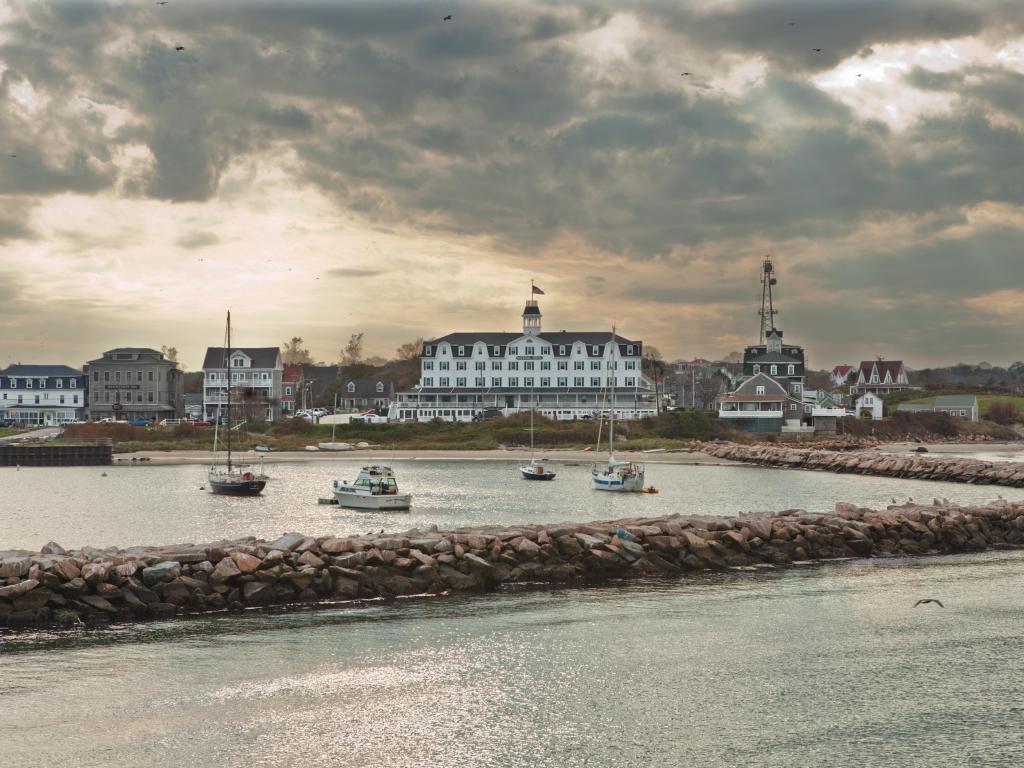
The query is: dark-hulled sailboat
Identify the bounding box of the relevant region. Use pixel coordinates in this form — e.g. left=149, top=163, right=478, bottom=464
left=208, top=311, right=269, bottom=496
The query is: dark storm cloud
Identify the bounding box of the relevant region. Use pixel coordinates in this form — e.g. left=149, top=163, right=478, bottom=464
left=326, top=267, right=384, bottom=279
left=2, top=0, right=1018, bottom=243
left=175, top=231, right=220, bottom=250
left=637, top=0, right=1020, bottom=72
left=807, top=227, right=1024, bottom=299
left=4, top=0, right=1024, bottom=365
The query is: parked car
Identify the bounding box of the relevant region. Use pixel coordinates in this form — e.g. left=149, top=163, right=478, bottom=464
left=191, top=419, right=211, bottom=427
left=97, top=417, right=129, bottom=424
left=129, top=417, right=153, bottom=427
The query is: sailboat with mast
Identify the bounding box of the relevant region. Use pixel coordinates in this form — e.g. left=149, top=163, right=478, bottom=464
left=520, top=388, right=556, bottom=480
left=591, top=328, right=645, bottom=492
left=207, top=311, right=269, bottom=496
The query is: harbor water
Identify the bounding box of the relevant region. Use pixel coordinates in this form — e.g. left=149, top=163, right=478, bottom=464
left=2, top=550, right=1023, bottom=767
left=3, top=459, right=1023, bottom=550
left=3, top=459, right=1021, bottom=766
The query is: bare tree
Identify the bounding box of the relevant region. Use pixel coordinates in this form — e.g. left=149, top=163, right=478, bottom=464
left=161, top=345, right=184, bottom=370
left=340, top=333, right=364, bottom=366
left=396, top=338, right=424, bottom=361
left=282, top=336, right=313, bottom=365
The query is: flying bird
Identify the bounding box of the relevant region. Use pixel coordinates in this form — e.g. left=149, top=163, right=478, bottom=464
left=681, top=72, right=691, bottom=76
left=811, top=48, right=822, bottom=52
left=788, top=21, right=796, bottom=26
left=914, top=599, right=944, bottom=608
left=8, top=154, right=15, bottom=158
left=175, top=45, right=185, bottom=51
left=443, top=14, right=452, bottom=21
left=156, top=1, right=168, bottom=4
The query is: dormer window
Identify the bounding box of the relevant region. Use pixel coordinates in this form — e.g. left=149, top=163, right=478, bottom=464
left=627, top=345, right=634, bottom=355
left=56, top=379, right=63, bottom=388
left=592, top=345, right=600, bottom=356
left=787, top=364, right=795, bottom=375
left=376, top=382, right=384, bottom=393
left=347, top=382, right=356, bottom=393
left=559, top=345, right=566, bottom=355
left=458, top=346, right=465, bottom=356
left=26, top=379, right=32, bottom=389
left=755, top=385, right=765, bottom=395
left=493, top=346, right=501, bottom=356
left=753, top=364, right=760, bottom=374
left=770, top=365, right=778, bottom=376
left=424, top=346, right=432, bottom=356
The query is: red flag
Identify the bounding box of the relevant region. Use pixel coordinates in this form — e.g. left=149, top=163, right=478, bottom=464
left=532, top=285, right=545, bottom=295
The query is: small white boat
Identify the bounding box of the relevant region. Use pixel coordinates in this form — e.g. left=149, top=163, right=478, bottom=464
left=592, top=327, right=646, bottom=493
left=592, top=459, right=645, bottom=492
left=332, top=465, right=412, bottom=510
left=304, top=445, right=320, bottom=452
left=520, top=392, right=556, bottom=480
left=318, top=442, right=354, bottom=451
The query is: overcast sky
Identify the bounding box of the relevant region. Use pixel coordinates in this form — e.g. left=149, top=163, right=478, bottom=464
left=2, top=0, right=1023, bottom=371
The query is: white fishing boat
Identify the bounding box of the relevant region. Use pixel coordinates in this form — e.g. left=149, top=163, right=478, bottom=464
left=592, top=328, right=645, bottom=493
left=332, top=465, right=412, bottom=510
left=207, top=312, right=269, bottom=497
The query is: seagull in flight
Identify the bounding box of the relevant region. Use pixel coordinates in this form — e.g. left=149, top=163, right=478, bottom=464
left=914, top=599, right=944, bottom=608
left=811, top=48, right=822, bottom=52
left=156, top=1, right=169, bottom=5
left=175, top=45, right=185, bottom=51
left=681, top=72, right=691, bottom=76
left=443, top=14, right=452, bottom=21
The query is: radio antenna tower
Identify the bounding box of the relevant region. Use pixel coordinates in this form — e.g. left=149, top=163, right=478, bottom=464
left=758, top=255, right=778, bottom=344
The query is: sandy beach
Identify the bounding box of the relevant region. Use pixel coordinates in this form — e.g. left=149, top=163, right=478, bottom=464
left=114, top=446, right=741, bottom=467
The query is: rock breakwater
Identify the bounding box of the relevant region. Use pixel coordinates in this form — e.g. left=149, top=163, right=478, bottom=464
left=700, top=443, right=1024, bottom=487
left=4, top=499, right=1024, bottom=629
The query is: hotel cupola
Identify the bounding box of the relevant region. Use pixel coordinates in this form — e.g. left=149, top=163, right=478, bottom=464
left=522, top=299, right=542, bottom=336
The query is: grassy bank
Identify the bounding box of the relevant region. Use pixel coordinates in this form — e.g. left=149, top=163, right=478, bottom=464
left=62, top=410, right=736, bottom=452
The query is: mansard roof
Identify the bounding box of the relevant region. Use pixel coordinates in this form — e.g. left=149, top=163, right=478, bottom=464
left=202, top=347, right=282, bottom=369
left=1, top=364, right=84, bottom=377
left=423, top=332, right=641, bottom=357
left=87, top=348, right=169, bottom=364
left=746, top=352, right=805, bottom=365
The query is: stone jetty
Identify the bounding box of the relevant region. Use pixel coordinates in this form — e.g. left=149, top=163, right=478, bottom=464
left=3, top=499, right=1024, bottom=629
left=700, top=442, right=1024, bottom=487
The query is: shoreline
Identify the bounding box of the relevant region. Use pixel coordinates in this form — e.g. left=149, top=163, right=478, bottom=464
left=107, top=447, right=743, bottom=467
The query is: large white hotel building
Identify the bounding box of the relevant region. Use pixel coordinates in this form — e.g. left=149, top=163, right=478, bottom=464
left=391, top=299, right=656, bottom=422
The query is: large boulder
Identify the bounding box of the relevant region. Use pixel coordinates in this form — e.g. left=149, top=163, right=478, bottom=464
left=0, top=556, right=32, bottom=578
left=265, top=533, right=305, bottom=552
left=41, top=541, right=67, bottom=556
left=52, top=558, right=82, bottom=581
left=141, top=561, right=182, bottom=586
left=320, top=538, right=354, bottom=554
left=56, top=577, right=88, bottom=598
left=230, top=552, right=262, bottom=574
left=13, top=587, right=50, bottom=611
left=0, top=579, right=39, bottom=600
left=81, top=562, right=109, bottom=585
left=211, top=556, right=242, bottom=585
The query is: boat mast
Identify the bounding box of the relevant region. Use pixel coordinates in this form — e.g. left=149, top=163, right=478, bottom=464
left=608, top=327, right=615, bottom=461
left=529, top=386, right=535, bottom=460
left=226, top=311, right=232, bottom=472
